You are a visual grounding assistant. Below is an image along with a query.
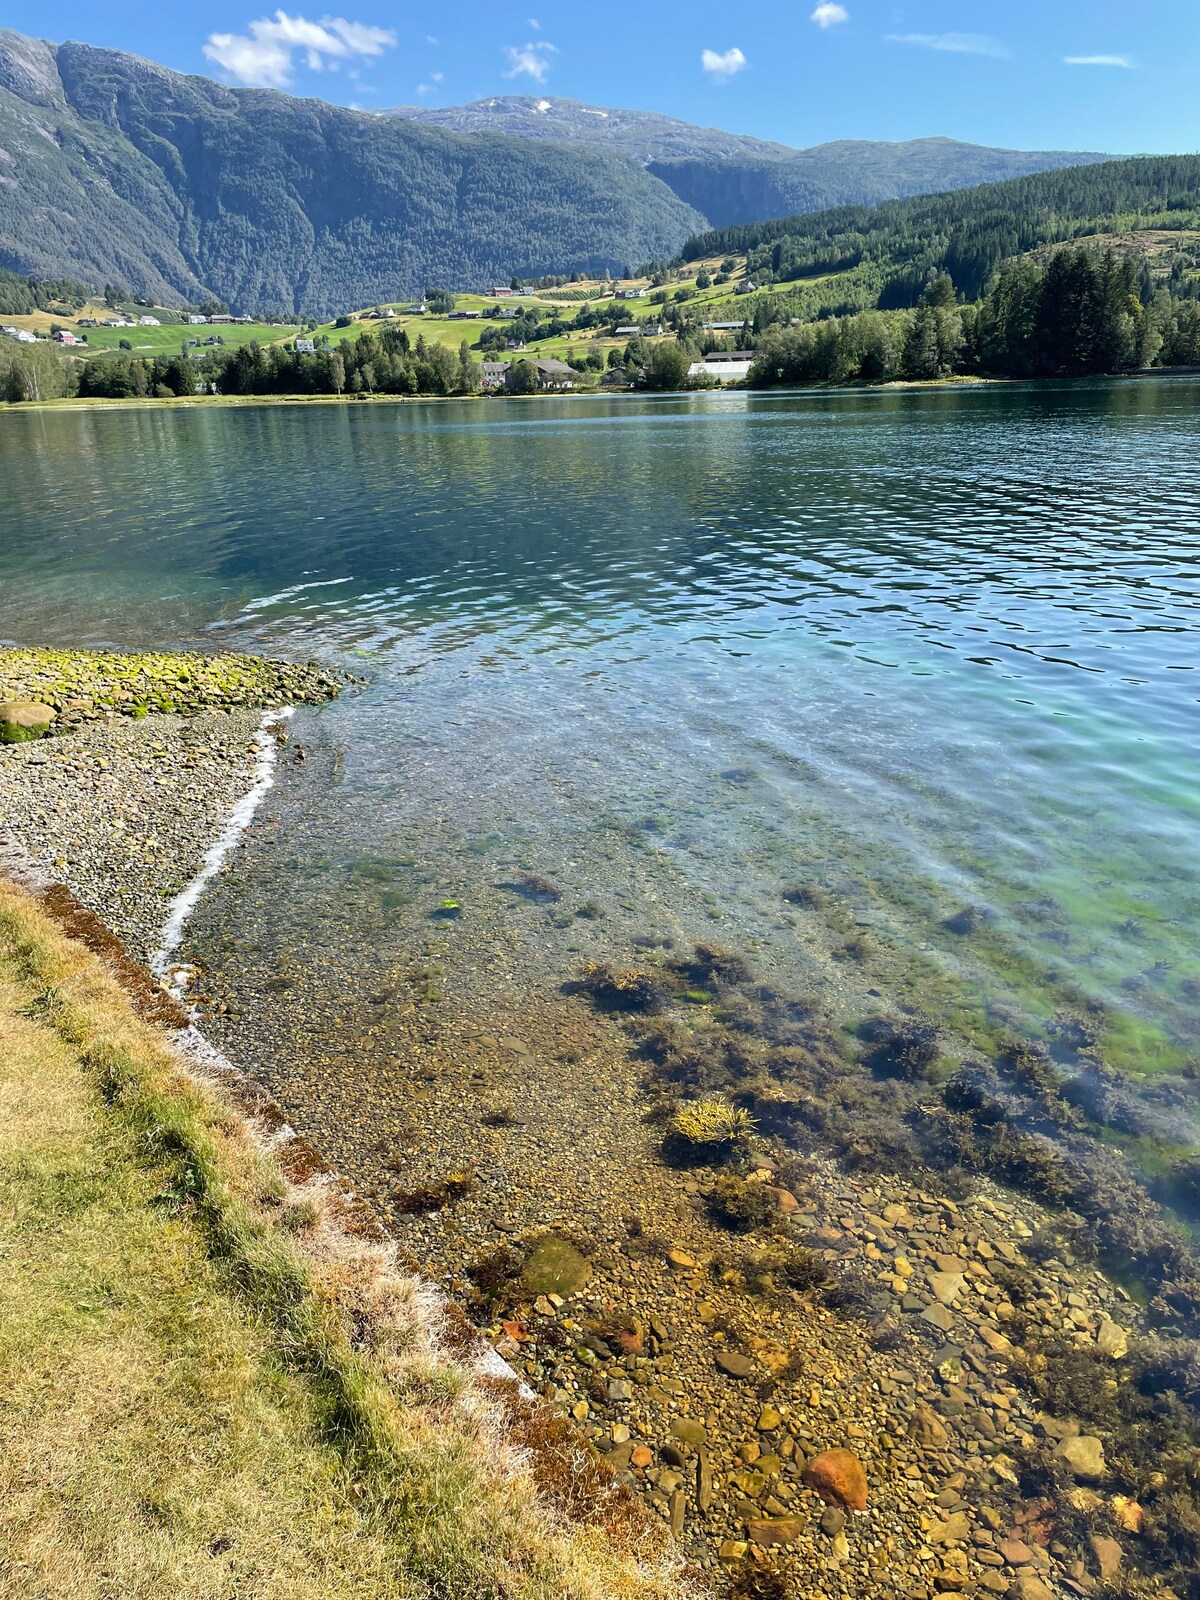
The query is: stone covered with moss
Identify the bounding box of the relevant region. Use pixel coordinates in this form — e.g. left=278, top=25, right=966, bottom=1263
left=0, top=647, right=345, bottom=732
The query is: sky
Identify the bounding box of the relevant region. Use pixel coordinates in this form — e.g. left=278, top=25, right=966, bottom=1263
left=5, top=1, right=1199, bottom=155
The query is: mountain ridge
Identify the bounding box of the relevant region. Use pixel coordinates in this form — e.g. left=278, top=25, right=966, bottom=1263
left=395, top=95, right=1114, bottom=228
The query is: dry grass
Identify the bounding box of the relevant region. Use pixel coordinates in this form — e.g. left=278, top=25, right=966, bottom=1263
left=0, top=878, right=698, bottom=1600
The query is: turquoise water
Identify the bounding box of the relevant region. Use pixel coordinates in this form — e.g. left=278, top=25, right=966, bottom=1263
left=2, top=382, right=1199, bottom=1091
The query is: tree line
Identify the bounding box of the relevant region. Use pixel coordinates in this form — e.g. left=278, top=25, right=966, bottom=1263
left=750, top=250, right=1200, bottom=388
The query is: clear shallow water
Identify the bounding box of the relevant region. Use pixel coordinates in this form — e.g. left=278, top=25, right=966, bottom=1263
left=2, top=381, right=1199, bottom=1083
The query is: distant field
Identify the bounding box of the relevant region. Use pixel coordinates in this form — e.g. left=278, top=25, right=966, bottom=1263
left=2, top=306, right=298, bottom=357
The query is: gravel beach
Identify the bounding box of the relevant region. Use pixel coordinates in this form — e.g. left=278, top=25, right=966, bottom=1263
left=0, top=708, right=269, bottom=964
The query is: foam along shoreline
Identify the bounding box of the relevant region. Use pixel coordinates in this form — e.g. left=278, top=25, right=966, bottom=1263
left=151, top=707, right=293, bottom=999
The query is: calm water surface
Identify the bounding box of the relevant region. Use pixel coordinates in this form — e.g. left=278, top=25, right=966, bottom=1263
left=2, top=381, right=1199, bottom=1081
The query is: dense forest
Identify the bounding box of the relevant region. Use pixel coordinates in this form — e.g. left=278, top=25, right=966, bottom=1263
left=0, top=30, right=703, bottom=316
left=678, top=156, right=1200, bottom=314
left=0, top=265, right=93, bottom=316
left=749, top=252, right=1200, bottom=388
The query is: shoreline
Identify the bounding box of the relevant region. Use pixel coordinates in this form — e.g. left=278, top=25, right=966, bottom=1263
left=3, top=366, right=1197, bottom=415
left=0, top=657, right=1162, bottom=1595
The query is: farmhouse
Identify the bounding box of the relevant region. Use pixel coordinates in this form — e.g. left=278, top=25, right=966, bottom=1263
left=294, top=338, right=316, bottom=353
left=52, top=329, right=80, bottom=345
left=4, top=327, right=37, bottom=343
left=481, top=360, right=510, bottom=390
left=138, top=315, right=161, bottom=326
left=516, top=358, right=575, bottom=390
left=615, top=287, right=647, bottom=300
left=704, top=321, right=749, bottom=332
left=187, top=314, right=208, bottom=325
left=490, top=286, right=513, bottom=297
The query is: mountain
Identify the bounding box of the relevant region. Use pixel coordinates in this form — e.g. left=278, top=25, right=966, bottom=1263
left=395, top=96, right=1113, bottom=229
left=0, top=31, right=703, bottom=315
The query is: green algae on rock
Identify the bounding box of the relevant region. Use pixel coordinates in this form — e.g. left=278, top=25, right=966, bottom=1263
left=0, top=700, right=57, bottom=743
left=0, top=648, right=346, bottom=729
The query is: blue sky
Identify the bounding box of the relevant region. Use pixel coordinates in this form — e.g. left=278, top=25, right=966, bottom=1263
left=7, top=1, right=1199, bottom=154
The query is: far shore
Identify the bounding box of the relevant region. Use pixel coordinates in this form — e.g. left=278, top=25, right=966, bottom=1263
left=5, top=365, right=1199, bottom=416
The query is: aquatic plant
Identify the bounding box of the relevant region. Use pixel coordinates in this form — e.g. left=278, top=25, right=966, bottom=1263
left=575, top=963, right=665, bottom=1013
left=390, top=1170, right=475, bottom=1213
left=502, top=871, right=562, bottom=904
left=669, top=1097, right=756, bottom=1154
left=705, top=1174, right=775, bottom=1232
left=860, top=1015, right=940, bottom=1080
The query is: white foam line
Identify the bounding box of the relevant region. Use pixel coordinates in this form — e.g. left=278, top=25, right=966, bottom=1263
left=150, top=707, right=294, bottom=996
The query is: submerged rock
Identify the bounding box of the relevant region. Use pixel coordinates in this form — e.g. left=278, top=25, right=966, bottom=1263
left=521, top=1235, right=591, bottom=1297
left=1055, top=1434, right=1107, bottom=1480
left=803, top=1448, right=868, bottom=1511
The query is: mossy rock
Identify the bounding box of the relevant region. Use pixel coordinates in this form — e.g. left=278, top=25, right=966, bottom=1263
left=0, top=701, right=56, bottom=743
left=521, top=1236, right=591, bottom=1298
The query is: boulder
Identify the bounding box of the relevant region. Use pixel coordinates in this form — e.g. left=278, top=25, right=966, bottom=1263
left=803, top=1448, right=868, bottom=1511
left=0, top=701, right=56, bottom=743
left=714, top=1349, right=756, bottom=1380
left=1055, top=1434, right=1107, bottom=1480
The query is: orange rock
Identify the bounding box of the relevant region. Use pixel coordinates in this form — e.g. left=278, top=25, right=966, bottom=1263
left=803, top=1448, right=868, bottom=1511
left=631, top=1445, right=653, bottom=1470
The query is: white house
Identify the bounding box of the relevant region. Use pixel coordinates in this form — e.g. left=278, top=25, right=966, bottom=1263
left=188, top=314, right=208, bottom=325
left=481, top=360, right=510, bottom=390
left=138, top=315, right=161, bottom=326
left=6, top=327, right=37, bottom=343
left=615, top=287, right=647, bottom=300
left=295, top=338, right=316, bottom=354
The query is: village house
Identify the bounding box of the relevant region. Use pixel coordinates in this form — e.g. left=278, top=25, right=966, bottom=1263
left=138, top=315, right=161, bottom=326
left=52, top=329, right=80, bottom=345
left=294, top=337, right=316, bottom=353
left=209, top=314, right=234, bottom=325
left=5, top=327, right=37, bottom=343
left=490, top=286, right=513, bottom=297
left=481, top=360, right=510, bottom=390
left=187, top=314, right=208, bottom=325
left=506, top=357, right=575, bottom=391
left=615, top=324, right=641, bottom=336
left=615, top=287, right=647, bottom=300
left=704, top=321, right=749, bottom=332
left=78, top=317, right=98, bottom=327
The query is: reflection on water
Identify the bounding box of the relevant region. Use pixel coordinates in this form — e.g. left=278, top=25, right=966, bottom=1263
left=2, top=380, right=1199, bottom=1077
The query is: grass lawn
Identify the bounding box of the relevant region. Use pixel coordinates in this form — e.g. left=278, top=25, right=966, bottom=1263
left=2, top=306, right=298, bottom=358
left=0, top=875, right=688, bottom=1600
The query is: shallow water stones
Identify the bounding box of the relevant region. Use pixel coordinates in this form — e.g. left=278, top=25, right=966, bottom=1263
left=803, top=1448, right=868, bottom=1511
left=747, top=1516, right=806, bottom=1547
left=521, top=1235, right=591, bottom=1297
left=1055, top=1434, right=1107, bottom=1480
left=0, top=701, right=56, bottom=743
left=714, top=1349, right=756, bottom=1380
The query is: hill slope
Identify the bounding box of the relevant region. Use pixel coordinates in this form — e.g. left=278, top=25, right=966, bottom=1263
left=0, top=31, right=703, bottom=315
left=397, top=96, right=1111, bottom=228
left=678, top=154, right=1200, bottom=310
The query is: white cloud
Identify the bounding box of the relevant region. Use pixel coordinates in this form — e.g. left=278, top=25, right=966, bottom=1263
left=885, top=32, right=1009, bottom=58
left=203, top=10, right=396, bottom=88
left=502, top=40, right=558, bottom=83
left=528, top=17, right=541, bottom=29
left=425, top=34, right=438, bottom=45
left=431, top=70, right=444, bottom=82
left=701, top=46, right=747, bottom=83
left=811, top=4, right=849, bottom=28
left=1065, top=54, right=1133, bottom=68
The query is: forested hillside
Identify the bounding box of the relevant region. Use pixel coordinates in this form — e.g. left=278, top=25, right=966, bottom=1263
left=400, top=99, right=1108, bottom=229
left=0, top=30, right=702, bottom=315
left=679, top=156, right=1200, bottom=311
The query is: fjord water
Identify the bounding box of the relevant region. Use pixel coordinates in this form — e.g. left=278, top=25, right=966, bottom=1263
left=2, top=381, right=1199, bottom=1086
